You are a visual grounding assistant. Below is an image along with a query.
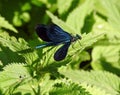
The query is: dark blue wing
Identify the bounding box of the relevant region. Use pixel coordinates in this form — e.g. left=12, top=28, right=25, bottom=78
left=35, top=24, right=51, bottom=42
left=54, top=42, right=71, bottom=61
left=47, top=24, right=72, bottom=43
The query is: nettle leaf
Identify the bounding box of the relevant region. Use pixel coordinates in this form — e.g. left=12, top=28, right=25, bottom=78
left=66, top=0, right=94, bottom=33
left=0, top=32, right=28, bottom=51
left=103, top=0, right=120, bottom=31
left=0, top=45, right=25, bottom=65
left=0, top=32, right=27, bottom=65
left=80, top=32, right=104, bottom=49
left=36, top=74, right=54, bottom=95
left=81, top=83, right=111, bottom=95
left=92, top=14, right=120, bottom=44
left=0, top=63, right=32, bottom=94
left=92, top=14, right=120, bottom=40
left=90, top=10, right=120, bottom=75
left=15, top=74, right=54, bottom=95
left=57, top=0, right=73, bottom=15
left=91, top=45, right=120, bottom=75
left=0, top=32, right=39, bottom=65
left=95, top=0, right=120, bottom=31
left=59, top=68, right=120, bottom=95
left=0, top=16, right=18, bottom=33
left=50, top=79, right=91, bottom=95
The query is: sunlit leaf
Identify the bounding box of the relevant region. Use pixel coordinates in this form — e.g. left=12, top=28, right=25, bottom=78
left=59, top=67, right=120, bottom=95
left=0, top=16, right=18, bottom=33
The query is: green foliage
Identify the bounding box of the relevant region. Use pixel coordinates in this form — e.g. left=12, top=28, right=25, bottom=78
left=91, top=45, right=120, bottom=75
left=0, top=16, right=18, bottom=33
left=66, top=0, right=94, bottom=33
left=57, top=0, right=73, bottom=15
left=0, top=63, right=32, bottom=94
left=59, top=67, right=120, bottom=95
left=49, top=79, right=91, bottom=95
left=95, top=0, right=120, bottom=31
left=91, top=0, right=120, bottom=75
left=0, top=0, right=120, bottom=94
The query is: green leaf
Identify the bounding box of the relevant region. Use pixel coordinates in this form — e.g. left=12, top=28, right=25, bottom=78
left=0, top=45, right=25, bottom=66
left=50, top=79, right=91, bottom=95
left=66, top=0, right=94, bottom=33
left=103, top=0, right=120, bottom=32
left=0, top=32, right=39, bottom=65
left=59, top=68, right=120, bottom=95
left=0, top=16, right=18, bottom=33
left=81, top=83, right=111, bottom=95
left=80, top=32, right=104, bottom=48
left=0, top=63, right=32, bottom=94
left=91, top=45, right=120, bottom=75
left=90, top=14, right=120, bottom=75
left=91, top=14, right=120, bottom=47
left=57, top=0, right=73, bottom=15
left=95, top=0, right=120, bottom=31
left=0, top=32, right=28, bottom=52
left=15, top=74, right=54, bottom=95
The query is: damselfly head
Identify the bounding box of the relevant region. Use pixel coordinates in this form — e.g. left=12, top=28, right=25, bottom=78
left=76, top=34, right=82, bottom=40
left=72, top=34, right=82, bottom=42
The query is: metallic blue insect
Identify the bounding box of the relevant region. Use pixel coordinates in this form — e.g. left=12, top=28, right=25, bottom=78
left=35, top=24, right=81, bottom=61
